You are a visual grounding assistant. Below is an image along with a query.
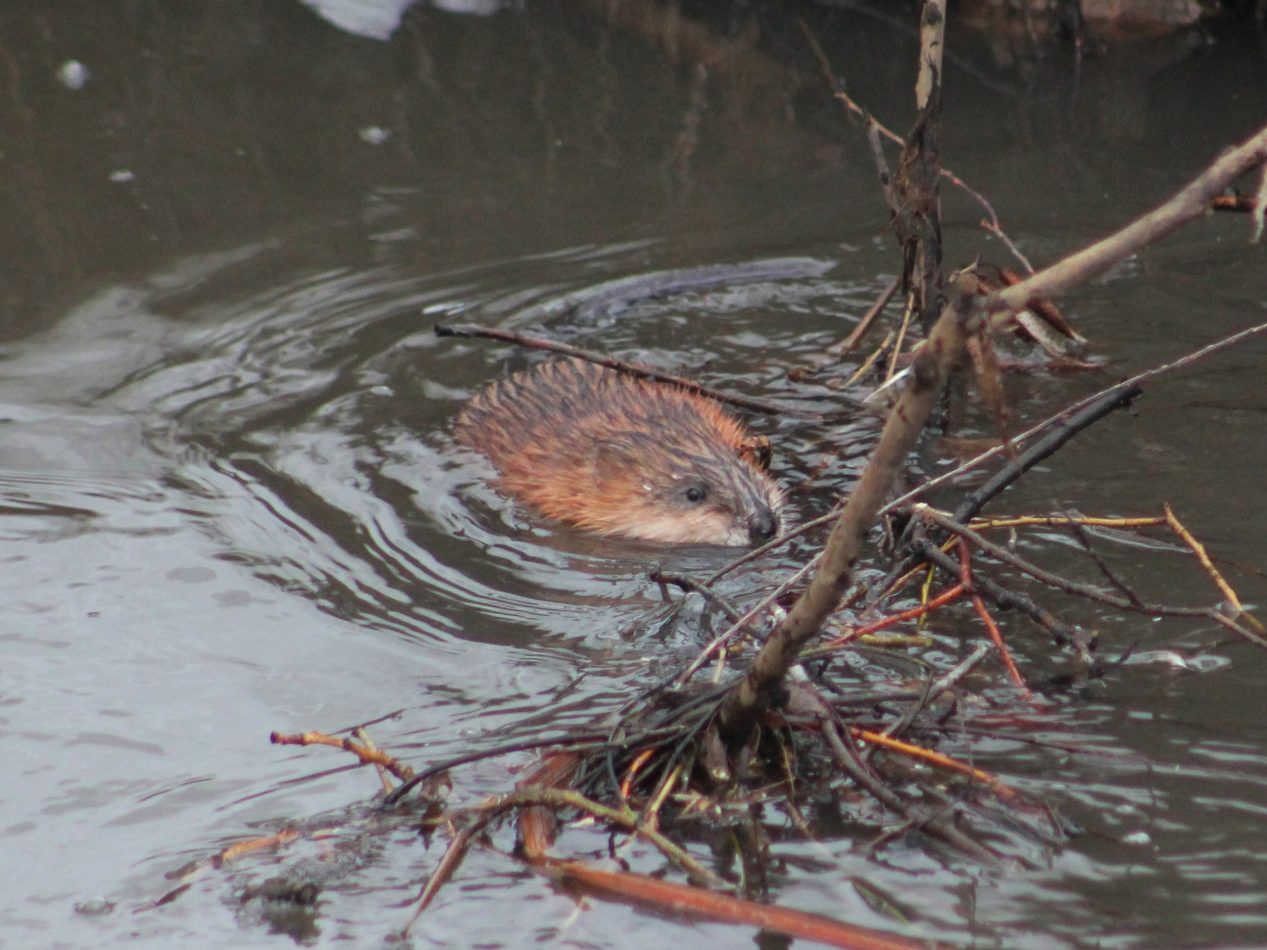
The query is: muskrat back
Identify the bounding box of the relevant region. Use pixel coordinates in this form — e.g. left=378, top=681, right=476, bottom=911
left=456, top=359, right=784, bottom=546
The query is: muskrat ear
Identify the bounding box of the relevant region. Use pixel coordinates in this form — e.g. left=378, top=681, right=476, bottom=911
left=588, top=441, right=641, bottom=485
left=736, top=434, right=772, bottom=472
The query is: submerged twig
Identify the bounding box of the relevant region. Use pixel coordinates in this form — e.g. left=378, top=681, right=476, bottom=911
left=819, top=708, right=999, bottom=863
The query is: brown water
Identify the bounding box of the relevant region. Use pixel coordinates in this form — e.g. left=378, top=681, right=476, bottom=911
left=2, top=3, right=1265, bottom=947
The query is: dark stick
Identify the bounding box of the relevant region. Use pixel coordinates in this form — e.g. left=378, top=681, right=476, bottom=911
left=887, top=318, right=1267, bottom=515
left=949, top=382, right=1143, bottom=524
left=1062, top=517, right=1148, bottom=610
left=819, top=709, right=999, bottom=863
left=869, top=381, right=1141, bottom=612
left=881, top=643, right=991, bottom=742
left=649, top=570, right=746, bottom=626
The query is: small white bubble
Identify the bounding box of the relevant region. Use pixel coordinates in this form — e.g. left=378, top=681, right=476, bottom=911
left=359, top=125, right=392, bottom=146
left=56, top=60, right=89, bottom=90
left=1121, top=831, right=1151, bottom=847
left=74, top=897, right=114, bottom=916
left=108, top=169, right=135, bottom=183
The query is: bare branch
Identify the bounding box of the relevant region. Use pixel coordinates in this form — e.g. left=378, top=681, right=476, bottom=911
left=716, top=275, right=983, bottom=745
left=988, top=123, right=1267, bottom=318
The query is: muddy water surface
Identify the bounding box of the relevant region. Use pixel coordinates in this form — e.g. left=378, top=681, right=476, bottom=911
left=2, top=3, right=1266, bottom=947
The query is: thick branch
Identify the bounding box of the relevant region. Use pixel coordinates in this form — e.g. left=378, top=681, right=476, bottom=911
left=896, top=0, right=947, bottom=333
left=716, top=276, right=982, bottom=745
left=914, top=0, right=946, bottom=112
left=989, top=122, right=1267, bottom=317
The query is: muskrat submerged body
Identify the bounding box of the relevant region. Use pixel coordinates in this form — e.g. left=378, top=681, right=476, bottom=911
left=456, top=359, right=784, bottom=546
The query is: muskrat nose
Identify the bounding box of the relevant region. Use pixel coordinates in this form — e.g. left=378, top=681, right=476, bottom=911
left=747, top=507, right=778, bottom=544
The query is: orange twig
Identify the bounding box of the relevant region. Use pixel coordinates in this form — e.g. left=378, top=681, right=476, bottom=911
left=972, top=593, right=1031, bottom=696
left=620, top=747, right=658, bottom=803
left=1164, top=503, right=1264, bottom=633
left=958, top=539, right=1030, bottom=695
left=143, top=827, right=308, bottom=909
left=822, top=582, right=966, bottom=649
left=215, top=828, right=302, bottom=866
left=270, top=730, right=414, bottom=783
left=541, top=858, right=933, bottom=950
left=850, top=727, right=1019, bottom=801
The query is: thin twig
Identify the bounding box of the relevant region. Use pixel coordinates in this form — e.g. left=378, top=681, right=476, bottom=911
left=958, top=538, right=1032, bottom=695
left=271, top=730, right=415, bottom=783
left=799, top=18, right=1032, bottom=276
left=916, top=537, right=1083, bottom=650
left=1061, top=518, right=1147, bottom=610
left=819, top=710, right=999, bottom=863
left=677, top=561, right=815, bottom=687
left=874, top=642, right=989, bottom=740
left=506, top=786, right=725, bottom=887
left=830, top=277, right=900, bottom=356
left=384, top=731, right=660, bottom=806
left=917, top=505, right=1266, bottom=645
left=1164, top=503, right=1264, bottom=633
left=889, top=319, right=1267, bottom=515
left=436, top=323, right=835, bottom=417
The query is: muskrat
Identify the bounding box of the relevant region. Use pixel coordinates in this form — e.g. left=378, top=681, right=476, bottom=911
left=456, top=359, right=784, bottom=546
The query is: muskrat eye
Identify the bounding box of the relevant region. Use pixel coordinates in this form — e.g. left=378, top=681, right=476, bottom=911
left=684, top=484, right=708, bottom=504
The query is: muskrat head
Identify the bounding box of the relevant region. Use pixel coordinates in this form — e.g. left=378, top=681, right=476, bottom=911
left=587, top=434, right=784, bottom=547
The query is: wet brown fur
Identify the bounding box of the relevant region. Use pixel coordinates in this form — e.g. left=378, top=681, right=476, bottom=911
left=456, top=359, right=784, bottom=545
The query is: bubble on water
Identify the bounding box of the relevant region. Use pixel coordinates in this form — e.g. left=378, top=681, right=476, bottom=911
left=359, top=125, right=392, bottom=146
left=74, top=897, right=115, bottom=916
left=56, top=60, right=89, bottom=90
left=108, top=169, right=136, bottom=184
